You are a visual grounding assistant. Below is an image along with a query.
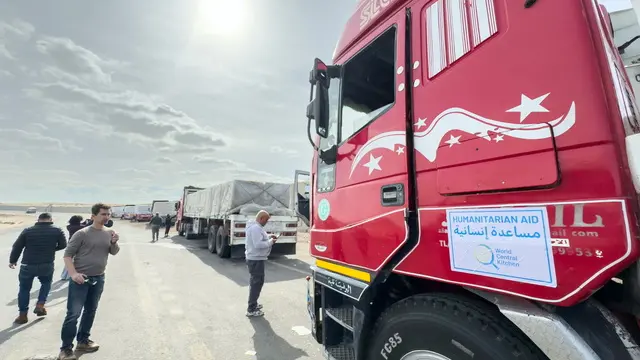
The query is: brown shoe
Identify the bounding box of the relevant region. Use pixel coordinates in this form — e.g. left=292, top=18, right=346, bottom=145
left=75, top=340, right=99, bottom=353
left=13, top=313, right=27, bottom=325
left=34, top=303, right=47, bottom=316
left=57, top=348, right=76, bottom=360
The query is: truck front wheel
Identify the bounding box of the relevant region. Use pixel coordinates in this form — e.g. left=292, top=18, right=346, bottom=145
left=367, top=294, right=547, bottom=360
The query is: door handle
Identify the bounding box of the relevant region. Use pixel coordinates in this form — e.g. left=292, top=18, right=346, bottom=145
left=381, top=184, right=404, bottom=206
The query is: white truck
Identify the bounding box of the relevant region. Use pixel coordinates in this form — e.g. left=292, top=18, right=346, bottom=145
left=122, top=204, right=136, bottom=220
left=133, top=204, right=152, bottom=222
left=179, top=179, right=300, bottom=258
left=151, top=200, right=178, bottom=225
left=111, top=206, right=125, bottom=218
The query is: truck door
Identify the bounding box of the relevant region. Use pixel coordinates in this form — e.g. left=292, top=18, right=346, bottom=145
left=311, top=10, right=410, bottom=272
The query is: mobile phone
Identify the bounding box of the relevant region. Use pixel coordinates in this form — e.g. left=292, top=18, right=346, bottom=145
left=83, top=275, right=97, bottom=286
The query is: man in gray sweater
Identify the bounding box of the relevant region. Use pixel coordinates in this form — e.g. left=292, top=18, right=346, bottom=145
left=244, top=210, right=278, bottom=317
left=57, top=203, right=120, bottom=360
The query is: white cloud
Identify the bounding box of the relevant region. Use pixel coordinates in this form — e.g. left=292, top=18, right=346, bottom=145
left=0, top=1, right=350, bottom=202
left=0, top=128, right=80, bottom=152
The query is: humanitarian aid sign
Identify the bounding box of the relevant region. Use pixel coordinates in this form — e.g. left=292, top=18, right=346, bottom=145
left=446, top=207, right=557, bottom=288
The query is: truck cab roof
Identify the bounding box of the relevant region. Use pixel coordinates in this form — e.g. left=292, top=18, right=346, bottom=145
left=334, top=0, right=403, bottom=62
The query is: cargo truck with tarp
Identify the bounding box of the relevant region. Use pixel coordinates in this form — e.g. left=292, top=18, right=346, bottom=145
left=176, top=179, right=301, bottom=258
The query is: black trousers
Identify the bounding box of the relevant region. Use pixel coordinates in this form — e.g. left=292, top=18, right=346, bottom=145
left=246, top=260, right=265, bottom=312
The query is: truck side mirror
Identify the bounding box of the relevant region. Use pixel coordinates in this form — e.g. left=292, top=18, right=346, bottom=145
left=313, top=83, right=330, bottom=138
left=306, top=58, right=340, bottom=139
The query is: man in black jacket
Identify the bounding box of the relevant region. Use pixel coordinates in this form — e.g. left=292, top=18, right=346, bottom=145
left=9, top=212, right=67, bottom=324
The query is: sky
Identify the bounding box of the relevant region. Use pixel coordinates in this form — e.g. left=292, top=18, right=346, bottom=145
left=0, top=0, right=354, bottom=204
left=601, top=0, right=633, bottom=12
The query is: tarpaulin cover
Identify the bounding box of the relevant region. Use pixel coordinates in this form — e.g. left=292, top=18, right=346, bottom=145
left=183, top=180, right=295, bottom=218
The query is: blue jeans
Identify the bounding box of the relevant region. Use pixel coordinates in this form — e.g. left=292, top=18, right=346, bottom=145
left=60, top=275, right=105, bottom=350
left=18, top=263, right=54, bottom=313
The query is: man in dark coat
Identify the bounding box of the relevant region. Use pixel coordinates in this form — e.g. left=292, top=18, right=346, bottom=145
left=163, top=214, right=172, bottom=238
left=9, top=212, right=67, bottom=324
left=149, top=213, right=163, bottom=242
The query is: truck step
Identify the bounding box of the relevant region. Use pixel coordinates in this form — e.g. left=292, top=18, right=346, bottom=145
left=325, top=306, right=354, bottom=331
left=326, top=344, right=356, bottom=360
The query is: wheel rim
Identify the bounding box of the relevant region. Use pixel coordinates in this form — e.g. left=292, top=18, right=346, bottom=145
left=400, top=350, right=452, bottom=360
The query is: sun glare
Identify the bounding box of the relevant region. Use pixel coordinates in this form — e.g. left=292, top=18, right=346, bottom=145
left=194, top=0, right=245, bottom=36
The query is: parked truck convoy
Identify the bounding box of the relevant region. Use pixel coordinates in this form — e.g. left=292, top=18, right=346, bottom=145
left=174, top=179, right=304, bottom=258
left=304, top=1, right=640, bottom=360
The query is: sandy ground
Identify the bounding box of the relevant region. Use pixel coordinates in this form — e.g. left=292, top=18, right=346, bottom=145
left=297, top=232, right=309, bottom=242
left=0, top=214, right=35, bottom=232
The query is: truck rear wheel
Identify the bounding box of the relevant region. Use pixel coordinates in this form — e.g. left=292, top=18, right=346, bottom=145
left=185, top=224, right=196, bottom=239
left=367, top=294, right=547, bottom=360
left=216, top=226, right=230, bottom=258
left=207, top=225, right=218, bottom=253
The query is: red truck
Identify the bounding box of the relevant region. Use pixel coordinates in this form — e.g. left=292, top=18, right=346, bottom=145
left=305, top=1, right=640, bottom=360
left=174, top=185, right=204, bottom=236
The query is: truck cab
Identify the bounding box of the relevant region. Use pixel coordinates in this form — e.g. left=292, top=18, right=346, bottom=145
left=122, top=204, right=136, bottom=220
left=305, top=1, right=640, bottom=359
left=175, top=186, right=204, bottom=236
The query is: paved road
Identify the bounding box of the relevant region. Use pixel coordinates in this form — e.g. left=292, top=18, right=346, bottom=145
left=0, top=219, right=321, bottom=360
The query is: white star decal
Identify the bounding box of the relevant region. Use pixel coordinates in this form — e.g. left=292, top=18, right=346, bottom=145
left=414, top=118, right=427, bottom=129
left=363, top=154, right=382, bottom=175
left=396, top=146, right=405, bottom=155
left=506, top=93, right=550, bottom=122
left=444, top=134, right=461, bottom=147
left=475, top=130, right=491, bottom=141
left=494, top=134, right=504, bottom=143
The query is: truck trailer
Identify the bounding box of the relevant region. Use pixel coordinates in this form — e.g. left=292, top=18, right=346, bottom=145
left=176, top=180, right=300, bottom=258
left=305, top=1, right=640, bottom=360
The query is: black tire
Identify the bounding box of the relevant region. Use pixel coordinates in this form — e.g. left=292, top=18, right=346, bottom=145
left=185, top=224, right=196, bottom=240
left=207, top=226, right=219, bottom=253
left=178, top=222, right=185, bottom=237
left=216, top=226, right=230, bottom=258
left=367, top=293, right=547, bottom=360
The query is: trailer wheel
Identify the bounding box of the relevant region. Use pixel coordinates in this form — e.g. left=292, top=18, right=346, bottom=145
left=185, top=224, right=196, bottom=240
left=367, top=293, right=547, bottom=360
left=216, top=226, right=230, bottom=258
left=207, top=226, right=218, bottom=253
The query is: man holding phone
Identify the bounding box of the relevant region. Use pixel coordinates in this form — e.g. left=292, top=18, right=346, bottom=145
left=57, top=203, right=120, bottom=360
left=244, top=210, right=278, bottom=317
